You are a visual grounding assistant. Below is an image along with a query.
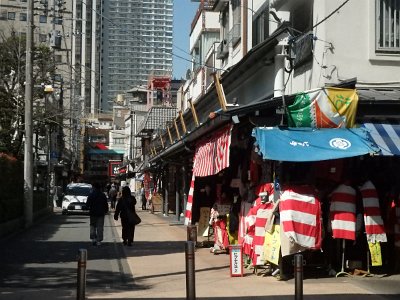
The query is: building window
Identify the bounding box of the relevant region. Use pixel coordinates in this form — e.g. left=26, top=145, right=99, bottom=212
left=0, top=10, right=7, bottom=20
left=230, top=0, right=241, bottom=46
left=39, top=15, right=47, bottom=23
left=252, top=4, right=269, bottom=47
left=55, top=55, right=62, bottom=63
left=39, top=34, right=47, bottom=42
left=20, top=12, right=27, bottom=21
left=376, top=0, right=400, bottom=52
left=8, top=12, right=16, bottom=20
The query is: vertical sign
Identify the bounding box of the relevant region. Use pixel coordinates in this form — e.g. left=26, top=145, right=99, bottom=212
left=109, top=161, right=122, bottom=177
left=229, top=244, right=243, bottom=277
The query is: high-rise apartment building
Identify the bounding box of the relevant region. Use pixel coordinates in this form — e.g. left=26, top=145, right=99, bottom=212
left=101, top=0, right=173, bottom=112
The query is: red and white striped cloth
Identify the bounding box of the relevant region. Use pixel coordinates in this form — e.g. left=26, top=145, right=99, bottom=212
left=243, top=203, right=258, bottom=257
left=330, top=184, right=356, bottom=240
left=184, top=174, right=195, bottom=226
left=238, top=201, right=252, bottom=246
left=280, top=185, right=322, bottom=250
left=360, top=180, right=387, bottom=243
left=192, top=125, right=232, bottom=177
left=251, top=202, right=274, bottom=266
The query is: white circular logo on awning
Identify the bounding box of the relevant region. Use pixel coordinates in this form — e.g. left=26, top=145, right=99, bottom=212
left=329, top=138, right=351, bottom=150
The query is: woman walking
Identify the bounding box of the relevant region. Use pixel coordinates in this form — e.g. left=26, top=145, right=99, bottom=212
left=114, top=186, right=137, bottom=246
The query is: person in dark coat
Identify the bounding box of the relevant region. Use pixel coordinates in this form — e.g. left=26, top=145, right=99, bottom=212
left=114, top=186, right=137, bottom=246
left=86, top=182, right=109, bottom=246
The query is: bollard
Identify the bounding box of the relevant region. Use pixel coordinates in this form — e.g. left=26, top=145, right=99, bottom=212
left=187, top=225, right=197, bottom=243
left=294, top=253, right=303, bottom=300
left=77, top=249, right=87, bottom=300
left=185, top=241, right=196, bottom=300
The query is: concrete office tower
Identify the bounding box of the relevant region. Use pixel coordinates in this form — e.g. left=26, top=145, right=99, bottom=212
left=101, top=0, right=173, bottom=112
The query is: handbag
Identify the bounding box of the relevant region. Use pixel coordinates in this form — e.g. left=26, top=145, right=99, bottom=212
left=122, top=198, right=141, bottom=225
left=127, top=210, right=141, bottom=225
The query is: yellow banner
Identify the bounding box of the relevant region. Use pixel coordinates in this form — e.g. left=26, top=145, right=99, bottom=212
left=263, top=224, right=281, bottom=265
left=368, top=242, right=382, bottom=267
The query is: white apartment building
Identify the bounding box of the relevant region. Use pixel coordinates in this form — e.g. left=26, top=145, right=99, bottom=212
left=101, top=0, right=174, bottom=112
left=209, top=0, right=400, bottom=103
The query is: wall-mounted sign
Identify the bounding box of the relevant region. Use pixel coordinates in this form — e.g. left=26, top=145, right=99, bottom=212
left=109, top=161, right=122, bottom=177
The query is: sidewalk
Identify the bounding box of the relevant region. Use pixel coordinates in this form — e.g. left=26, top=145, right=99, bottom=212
left=90, top=208, right=400, bottom=299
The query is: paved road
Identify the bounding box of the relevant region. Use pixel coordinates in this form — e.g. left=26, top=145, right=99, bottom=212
left=0, top=211, right=132, bottom=299
left=1, top=209, right=400, bottom=300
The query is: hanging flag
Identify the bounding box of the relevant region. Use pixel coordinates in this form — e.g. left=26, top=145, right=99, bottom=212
left=193, top=125, right=232, bottom=177
left=360, top=180, right=387, bottom=243
left=280, top=185, right=322, bottom=250
left=330, top=184, right=357, bottom=240
left=184, top=174, right=196, bottom=226
left=287, top=87, right=359, bottom=128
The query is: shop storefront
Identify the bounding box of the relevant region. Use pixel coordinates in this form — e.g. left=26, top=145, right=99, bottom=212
left=148, top=85, right=400, bottom=279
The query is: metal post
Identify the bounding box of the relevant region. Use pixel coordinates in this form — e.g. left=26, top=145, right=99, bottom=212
left=77, top=249, right=87, bottom=300
left=130, top=110, right=134, bottom=160
left=164, top=187, right=169, bottom=216
left=294, top=253, right=303, bottom=300
left=175, top=168, right=180, bottom=221
left=187, top=225, right=197, bottom=243
left=185, top=241, right=196, bottom=300
left=24, top=0, right=34, bottom=228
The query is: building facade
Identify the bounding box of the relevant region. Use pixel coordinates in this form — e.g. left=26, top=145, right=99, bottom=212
left=101, top=0, right=174, bottom=112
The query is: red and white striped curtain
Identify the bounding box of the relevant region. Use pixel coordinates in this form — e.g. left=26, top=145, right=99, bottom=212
left=192, top=125, right=232, bottom=177
left=184, top=124, right=233, bottom=225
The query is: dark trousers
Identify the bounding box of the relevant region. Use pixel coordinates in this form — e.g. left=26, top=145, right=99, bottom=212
left=121, top=220, right=135, bottom=243
left=110, top=196, right=116, bottom=209
left=141, top=196, right=147, bottom=210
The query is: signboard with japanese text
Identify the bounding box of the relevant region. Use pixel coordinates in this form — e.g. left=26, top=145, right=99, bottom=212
left=229, top=244, right=243, bottom=277
left=263, top=224, right=281, bottom=266
left=198, top=207, right=211, bottom=237
left=109, top=161, right=122, bottom=177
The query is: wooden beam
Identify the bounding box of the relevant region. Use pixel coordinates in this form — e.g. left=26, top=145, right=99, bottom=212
left=174, top=118, right=181, bottom=140
left=189, top=99, right=199, bottom=126
left=166, top=123, right=173, bottom=144
left=179, top=111, right=187, bottom=133
left=213, top=72, right=227, bottom=111
left=159, top=134, right=164, bottom=148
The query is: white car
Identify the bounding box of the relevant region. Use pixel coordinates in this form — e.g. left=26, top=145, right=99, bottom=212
left=61, top=183, right=92, bottom=215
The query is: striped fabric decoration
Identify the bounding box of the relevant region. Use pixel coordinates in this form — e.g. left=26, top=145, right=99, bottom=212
left=330, top=184, right=357, bottom=240
left=238, top=201, right=252, bottom=246
left=243, top=204, right=258, bottom=257
left=193, top=125, right=232, bottom=177
left=184, top=174, right=196, bottom=226
left=251, top=202, right=274, bottom=266
left=280, top=186, right=322, bottom=250
left=184, top=125, right=232, bottom=226
left=360, top=180, right=387, bottom=243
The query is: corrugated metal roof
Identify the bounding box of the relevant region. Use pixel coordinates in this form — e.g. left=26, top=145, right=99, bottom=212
left=137, top=106, right=177, bottom=134
left=358, top=88, right=400, bottom=101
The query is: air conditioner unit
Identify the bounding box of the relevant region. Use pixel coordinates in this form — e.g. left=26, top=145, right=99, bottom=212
left=49, top=30, right=62, bottom=49
left=216, top=39, right=228, bottom=59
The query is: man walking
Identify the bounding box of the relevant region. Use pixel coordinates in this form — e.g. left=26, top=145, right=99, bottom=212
left=86, top=182, right=109, bottom=246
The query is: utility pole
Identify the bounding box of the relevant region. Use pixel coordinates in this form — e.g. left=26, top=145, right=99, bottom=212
left=24, top=0, right=34, bottom=228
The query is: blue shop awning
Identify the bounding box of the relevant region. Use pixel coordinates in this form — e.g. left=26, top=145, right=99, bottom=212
left=252, top=127, right=378, bottom=162
left=362, top=123, right=400, bottom=156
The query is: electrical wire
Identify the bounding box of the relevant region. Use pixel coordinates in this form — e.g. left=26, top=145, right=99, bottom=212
left=312, top=0, right=351, bottom=29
